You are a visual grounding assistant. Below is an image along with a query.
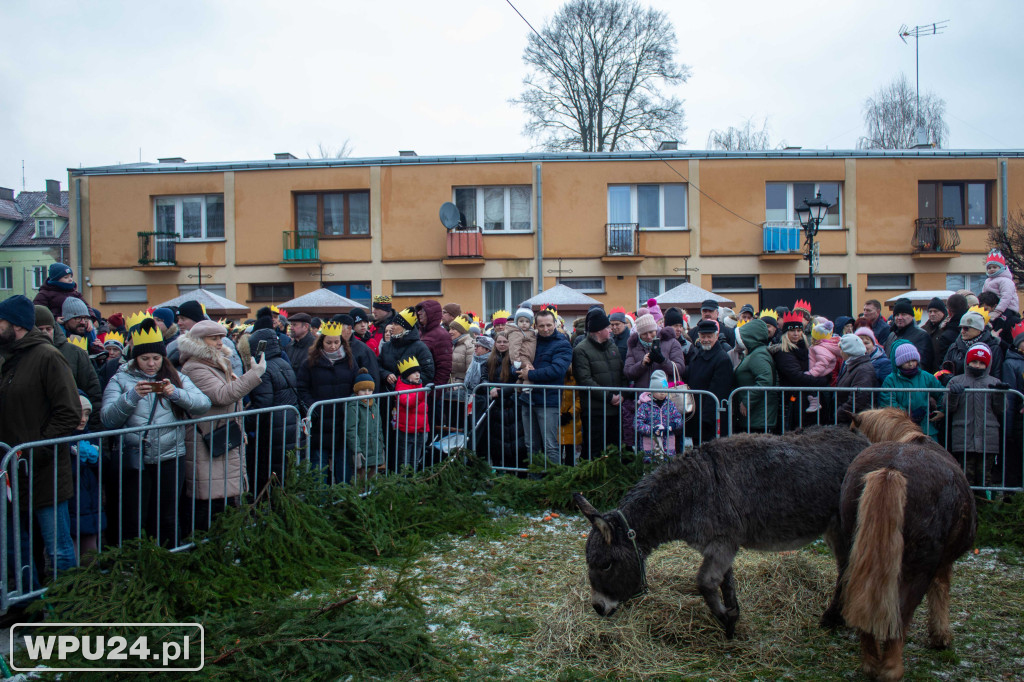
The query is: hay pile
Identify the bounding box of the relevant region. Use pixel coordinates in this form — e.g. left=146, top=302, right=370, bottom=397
left=532, top=541, right=852, bottom=678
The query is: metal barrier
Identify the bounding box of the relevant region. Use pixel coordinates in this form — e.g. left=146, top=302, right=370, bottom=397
left=1, top=404, right=301, bottom=609
left=726, top=385, right=1024, bottom=493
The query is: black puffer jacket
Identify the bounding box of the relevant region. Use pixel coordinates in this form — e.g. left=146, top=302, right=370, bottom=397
left=683, top=341, right=734, bottom=424
left=573, top=335, right=625, bottom=406
left=883, top=322, right=936, bottom=372
left=775, top=339, right=829, bottom=428
left=944, top=329, right=1004, bottom=379
left=246, top=328, right=300, bottom=448
left=296, top=346, right=358, bottom=447
left=285, top=331, right=315, bottom=371
left=379, top=328, right=435, bottom=384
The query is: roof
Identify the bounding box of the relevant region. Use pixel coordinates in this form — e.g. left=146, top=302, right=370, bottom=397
left=885, top=290, right=957, bottom=307
left=278, top=288, right=363, bottom=312
left=154, top=288, right=249, bottom=313
left=69, top=148, right=1024, bottom=177
left=0, top=190, right=72, bottom=249
left=522, top=284, right=602, bottom=307
left=653, top=282, right=736, bottom=308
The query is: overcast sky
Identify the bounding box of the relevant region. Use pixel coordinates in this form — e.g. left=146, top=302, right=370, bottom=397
left=2, top=0, right=1021, bottom=192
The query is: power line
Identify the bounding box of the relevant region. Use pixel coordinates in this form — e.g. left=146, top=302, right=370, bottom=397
left=503, top=0, right=763, bottom=228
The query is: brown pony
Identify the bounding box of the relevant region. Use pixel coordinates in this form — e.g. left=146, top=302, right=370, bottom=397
left=842, top=408, right=977, bottom=681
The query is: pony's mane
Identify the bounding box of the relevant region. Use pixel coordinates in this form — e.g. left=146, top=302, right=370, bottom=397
left=852, top=408, right=927, bottom=444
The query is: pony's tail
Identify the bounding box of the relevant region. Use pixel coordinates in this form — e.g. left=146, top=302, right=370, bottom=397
left=841, top=468, right=907, bottom=641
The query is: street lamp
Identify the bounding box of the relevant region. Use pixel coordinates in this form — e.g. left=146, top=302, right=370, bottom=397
left=795, top=192, right=832, bottom=287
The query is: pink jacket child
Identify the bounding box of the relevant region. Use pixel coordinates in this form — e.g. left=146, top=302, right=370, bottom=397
left=982, top=250, right=1019, bottom=320
left=804, top=322, right=843, bottom=413
left=634, top=370, right=685, bottom=463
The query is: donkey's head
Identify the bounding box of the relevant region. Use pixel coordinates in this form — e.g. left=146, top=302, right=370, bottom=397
left=574, top=492, right=645, bottom=617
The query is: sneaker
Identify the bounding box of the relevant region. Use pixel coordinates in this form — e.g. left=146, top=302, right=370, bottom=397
left=805, top=396, right=820, bottom=413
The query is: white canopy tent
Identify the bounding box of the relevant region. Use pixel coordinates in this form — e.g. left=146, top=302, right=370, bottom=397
left=154, top=288, right=249, bottom=318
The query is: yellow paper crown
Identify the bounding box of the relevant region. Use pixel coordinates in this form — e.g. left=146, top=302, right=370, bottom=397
left=397, top=356, right=421, bottom=375
left=968, top=305, right=990, bottom=326
left=270, top=305, right=280, bottom=314
left=491, top=309, right=511, bottom=322
left=757, top=309, right=778, bottom=323
left=320, top=321, right=343, bottom=337
left=131, top=320, right=163, bottom=347
left=736, top=318, right=749, bottom=329
left=126, top=310, right=153, bottom=330
left=396, top=307, right=418, bottom=329
left=68, top=334, right=88, bottom=351
left=913, top=307, right=923, bottom=323
left=103, top=331, right=125, bottom=346
left=217, top=318, right=233, bottom=331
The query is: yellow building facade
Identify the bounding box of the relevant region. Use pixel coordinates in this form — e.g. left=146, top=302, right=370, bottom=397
left=68, top=150, right=1024, bottom=319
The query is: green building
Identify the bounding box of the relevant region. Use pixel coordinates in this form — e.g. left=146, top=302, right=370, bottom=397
left=0, top=180, right=72, bottom=297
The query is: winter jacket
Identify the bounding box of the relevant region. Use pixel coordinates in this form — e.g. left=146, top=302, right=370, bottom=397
left=870, top=315, right=891, bottom=346
left=98, top=356, right=126, bottom=391
left=807, top=337, right=843, bottom=382
left=635, top=392, right=684, bottom=460
left=936, top=311, right=964, bottom=365
left=688, top=319, right=736, bottom=347
left=179, top=334, right=264, bottom=500
left=296, top=349, right=358, bottom=444
left=833, top=353, right=878, bottom=416
left=684, top=340, right=734, bottom=425
left=378, top=328, right=435, bottom=385
left=395, top=379, right=429, bottom=432
left=775, top=338, right=829, bottom=424
left=464, top=351, right=490, bottom=397
left=52, top=325, right=103, bottom=431
left=880, top=340, right=944, bottom=439
left=948, top=363, right=1005, bottom=455
left=733, top=319, right=778, bottom=431
left=921, top=316, right=948, bottom=367
left=524, top=331, right=573, bottom=408
left=33, top=282, right=86, bottom=320
left=560, top=373, right=583, bottom=447
left=101, top=362, right=212, bottom=464
left=70, top=428, right=106, bottom=535
left=944, top=329, right=1004, bottom=379
left=623, top=327, right=686, bottom=391
left=416, top=300, right=453, bottom=385
left=0, top=328, right=81, bottom=510
left=883, top=322, right=936, bottom=373
left=868, top=345, right=892, bottom=384
left=982, top=267, right=1019, bottom=317
left=1001, top=346, right=1024, bottom=418
left=168, top=332, right=244, bottom=378
left=367, top=313, right=393, bottom=356
left=245, top=328, right=300, bottom=452
left=350, top=337, right=382, bottom=394
left=451, top=333, right=475, bottom=384
left=285, top=331, right=316, bottom=371
left=573, top=335, right=625, bottom=407
left=345, top=397, right=386, bottom=469
left=612, top=328, right=630, bottom=360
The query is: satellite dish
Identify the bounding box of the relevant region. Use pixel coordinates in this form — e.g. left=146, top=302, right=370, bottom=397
left=439, top=202, right=463, bottom=230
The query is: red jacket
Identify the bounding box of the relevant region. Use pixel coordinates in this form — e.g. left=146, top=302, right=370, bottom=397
left=395, top=379, right=429, bottom=432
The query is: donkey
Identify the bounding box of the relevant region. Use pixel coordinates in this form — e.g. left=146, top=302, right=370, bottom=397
left=841, top=408, right=976, bottom=682
left=575, top=425, right=870, bottom=638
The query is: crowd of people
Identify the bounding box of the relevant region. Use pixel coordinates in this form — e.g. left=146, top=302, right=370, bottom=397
left=0, top=251, right=1021, bottom=586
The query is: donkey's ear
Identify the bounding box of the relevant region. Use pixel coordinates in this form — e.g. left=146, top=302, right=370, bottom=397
left=574, top=493, right=614, bottom=544
left=838, top=409, right=855, bottom=425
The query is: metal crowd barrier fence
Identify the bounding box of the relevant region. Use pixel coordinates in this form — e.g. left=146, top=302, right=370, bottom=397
left=726, top=385, right=1024, bottom=493
left=1, top=404, right=301, bottom=610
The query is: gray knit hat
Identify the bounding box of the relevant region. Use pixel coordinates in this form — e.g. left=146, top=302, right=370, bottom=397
left=61, top=296, right=90, bottom=321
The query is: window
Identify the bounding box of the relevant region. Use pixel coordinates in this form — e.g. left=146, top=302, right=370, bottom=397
left=711, top=275, right=758, bottom=292
left=483, top=279, right=533, bottom=321
left=154, top=195, right=224, bottom=240
left=453, top=186, right=532, bottom=232
left=103, top=285, right=148, bottom=303
left=918, top=182, right=990, bottom=226
left=178, top=284, right=227, bottom=298
left=795, top=274, right=846, bottom=289
left=393, top=279, right=442, bottom=296
left=0, top=267, right=11, bottom=289
left=327, top=282, right=372, bottom=308
left=946, top=274, right=986, bottom=295
left=35, top=219, right=55, bottom=238
left=637, top=277, right=689, bottom=304
left=32, top=266, right=46, bottom=289
left=607, top=184, right=687, bottom=229
left=866, top=274, right=912, bottom=290
left=765, top=182, right=841, bottom=227
left=296, top=191, right=370, bottom=237
left=250, top=283, right=294, bottom=301
left=557, top=277, right=605, bottom=294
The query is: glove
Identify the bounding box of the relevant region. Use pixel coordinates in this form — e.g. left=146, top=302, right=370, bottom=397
left=910, top=406, right=926, bottom=424
left=993, top=381, right=1010, bottom=390
left=250, top=354, right=267, bottom=377
left=425, top=383, right=435, bottom=392
left=78, top=440, right=99, bottom=464
left=947, top=382, right=965, bottom=395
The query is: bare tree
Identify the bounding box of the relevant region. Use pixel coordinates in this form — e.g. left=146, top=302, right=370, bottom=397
left=513, top=0, right=691, bottom=152
left=988, top=210, right=1024, bottom=288
left=307, top=140, right=354, bottom=159
left=857, top=74, right=949, bottom=149
left=706, top=117, right=783, bottom=150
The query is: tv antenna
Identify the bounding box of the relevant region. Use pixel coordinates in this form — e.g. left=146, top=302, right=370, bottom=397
left=898, top=21, right=949, bottom=132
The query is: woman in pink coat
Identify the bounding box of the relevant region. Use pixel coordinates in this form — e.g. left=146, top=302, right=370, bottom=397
left=982, top=250, right=1019, bottom=321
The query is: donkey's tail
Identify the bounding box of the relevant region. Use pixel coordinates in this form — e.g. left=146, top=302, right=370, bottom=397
left=841, top=468, right=907, bottom=641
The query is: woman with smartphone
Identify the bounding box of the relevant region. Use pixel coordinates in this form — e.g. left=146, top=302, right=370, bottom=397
left=100, top=317, right=211, bottom=547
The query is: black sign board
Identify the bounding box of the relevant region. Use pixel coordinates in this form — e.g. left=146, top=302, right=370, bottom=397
left=758, top=286, right=853, bottom=319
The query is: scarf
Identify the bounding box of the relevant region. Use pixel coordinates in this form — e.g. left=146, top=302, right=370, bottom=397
left=966, top=366, right=986, bottom=378
left=324, top=347, right=346, bottom=363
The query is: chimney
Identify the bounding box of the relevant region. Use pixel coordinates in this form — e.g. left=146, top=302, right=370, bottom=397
left=0, top=187, right=13, bottom=201
left=158, top=157, right=186, bottom=164
left=658, top=141, right=678, bottom=151
left=274, top=152, right=297, bottom=160
left=46, top=179, right=60, bottom=205
left=398, top=150, right=417, bottom=157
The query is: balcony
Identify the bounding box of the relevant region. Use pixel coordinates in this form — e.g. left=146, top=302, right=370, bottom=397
left=912, top=218, right=960, bottom=258
left=443, top=226, right=484, bottom=265
left=137, top=231, right=178, bottom=267
left=603, top=223, right=641, bottom=261
left=282, top=230, right=319, bottom=264
left=760, top=221, right=804, bottom=260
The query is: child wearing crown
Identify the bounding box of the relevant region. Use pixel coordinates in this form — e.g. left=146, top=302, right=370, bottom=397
left=394, top=356, right=429, bottom=469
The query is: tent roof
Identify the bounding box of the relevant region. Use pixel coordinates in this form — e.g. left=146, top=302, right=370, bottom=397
left=653, top=282, right=736, bottom=308
left=885, top=290, right=956, bottom=307
left=521, top=284, right=602, bottom=307
left=155, top=288, right=249, bottom=313
left=278, top=288, right=363, bottom=312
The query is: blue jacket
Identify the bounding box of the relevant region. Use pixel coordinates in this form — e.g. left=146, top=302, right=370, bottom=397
left=522, top=330, right=573, bottom=407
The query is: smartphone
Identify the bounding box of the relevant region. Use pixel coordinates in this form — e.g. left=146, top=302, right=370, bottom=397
left=255, top=339, right=268, bottom=361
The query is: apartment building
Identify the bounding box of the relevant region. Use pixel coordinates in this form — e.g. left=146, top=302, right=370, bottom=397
left=67, top=149, right=1023, bottom=319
